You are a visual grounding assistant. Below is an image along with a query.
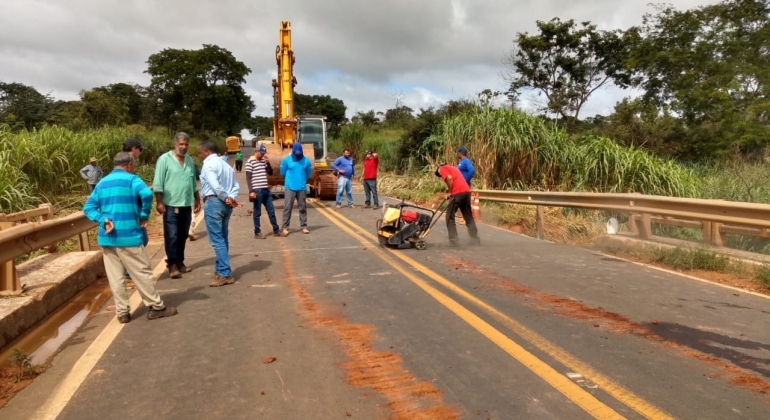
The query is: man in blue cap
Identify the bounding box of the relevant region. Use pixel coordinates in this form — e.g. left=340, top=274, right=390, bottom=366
left=246, top=144, right=280, bottom=238
left=456, top=147, right=475, bottom=225
left=279, top=142, right=313, bottom=236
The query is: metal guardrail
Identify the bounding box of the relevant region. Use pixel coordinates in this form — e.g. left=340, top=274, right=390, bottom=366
left=474, top=190, right=770, bottom=246
left=0, top=206, right=94, bottom=296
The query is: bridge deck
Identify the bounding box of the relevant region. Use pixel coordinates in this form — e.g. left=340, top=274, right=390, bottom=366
left=4, top=157, right=769, bottom=420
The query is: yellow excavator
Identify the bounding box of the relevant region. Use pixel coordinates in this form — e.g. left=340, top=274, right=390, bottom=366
left=262, top=20, right=337, bottom=199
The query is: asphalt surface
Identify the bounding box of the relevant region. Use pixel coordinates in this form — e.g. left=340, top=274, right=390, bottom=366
left=8, top=150, right=770, bottom=419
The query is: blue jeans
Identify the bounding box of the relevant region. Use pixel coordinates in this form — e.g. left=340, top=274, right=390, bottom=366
left=204, top=198, right=233, bottom=277
left=162, top=205, right=192, bottom=268
left=336, top=177, right=353, bottom=205
left=252, top=188, right=280, bottom=235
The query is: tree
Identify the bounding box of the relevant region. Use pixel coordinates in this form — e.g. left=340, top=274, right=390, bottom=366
left=93, top=83, right=146, bottom=125
left=627, top=0, right=770, bottom=158
left=476, top=89, right=503, bottom=109
left=48, top=100, right=88, bottom=131
left=248, top=115, right=273, bottom=137
left=352, top=110, right=379, bottom=127
left=79, top=89, right=130, bottom=128
left=145, top=44, right=255, bottom=133
left=0, top=82, right=55, bottom=130
left=585, top=97, right=687, bottom=156
left=384, top=105, right=414, bottom=128
left=293, top=93, right=347, bottom=128
left=504, top=18, right=632, bottom=131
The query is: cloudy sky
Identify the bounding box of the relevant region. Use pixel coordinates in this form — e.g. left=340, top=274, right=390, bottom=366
left=1, top=0, right=717, bottom=125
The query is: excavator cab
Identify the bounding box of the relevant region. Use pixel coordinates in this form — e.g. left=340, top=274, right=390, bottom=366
left=297, top=115, right=334, bottom=163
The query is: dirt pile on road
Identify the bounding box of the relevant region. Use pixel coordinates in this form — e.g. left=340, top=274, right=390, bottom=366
left=281, top=245, right=461, bottom=419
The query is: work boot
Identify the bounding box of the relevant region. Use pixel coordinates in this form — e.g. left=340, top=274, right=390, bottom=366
left=178, top=262, right=192, bottom=273
left=147, top=306, right=178, bottom=320
left=168, top=264, right=181, bottom=279
left=210, top=274, right=235, bottom=287
left=117, top=313, right=131, bottom=324
left=363, top=205, right=370, bottom=208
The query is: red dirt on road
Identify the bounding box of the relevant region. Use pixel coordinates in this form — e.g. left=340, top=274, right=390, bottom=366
left=445, top=255, right=770, bottom=396
left=281, top=244, right=460, bottom=419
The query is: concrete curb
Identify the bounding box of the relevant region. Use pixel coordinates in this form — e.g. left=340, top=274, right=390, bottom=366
left=0, top=252, right=105, bottom=350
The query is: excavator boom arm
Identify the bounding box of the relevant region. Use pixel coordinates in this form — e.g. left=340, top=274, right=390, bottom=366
left=273, top=21, right=297, bottom=148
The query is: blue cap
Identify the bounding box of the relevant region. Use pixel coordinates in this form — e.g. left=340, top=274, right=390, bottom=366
left=457, top=147, right=468, bottom=154
left=292, top=142, right=303, bottom=156
left=259, top=144, right=267, bottom=154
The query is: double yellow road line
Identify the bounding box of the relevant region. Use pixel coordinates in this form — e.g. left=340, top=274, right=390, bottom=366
left=312, top=201, right=675, bottom=420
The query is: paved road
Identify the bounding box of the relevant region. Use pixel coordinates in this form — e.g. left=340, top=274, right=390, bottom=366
left=6, top=155, right=770, bottom=419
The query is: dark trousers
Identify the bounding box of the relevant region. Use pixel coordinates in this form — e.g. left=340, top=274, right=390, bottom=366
left=282, top=189, right=307, bottom=229
left=235, top=160, right=243, bottom=172
left=162, top=205, right=192, bottom=267
left=252, top=188, right=280, bottom=235
left=364, top=179, right=379, bottom=206
left=446, top=192, right=478, bottom=243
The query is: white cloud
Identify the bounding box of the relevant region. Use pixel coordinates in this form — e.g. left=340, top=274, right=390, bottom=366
left=0, top=0, right=719, bottom=121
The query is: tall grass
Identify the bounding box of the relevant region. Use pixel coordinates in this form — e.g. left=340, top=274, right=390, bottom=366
left=431, top=108, right=699, bottom=197
left=0, top=124, right=171, bottom=213
left=694, top=160, right=770, bottom=203
left=330, top=124, right=402, bottom=171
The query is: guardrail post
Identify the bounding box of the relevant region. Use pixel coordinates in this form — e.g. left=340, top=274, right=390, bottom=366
left=710, top=222, right=726, bottom=247
left=635, top=214, right=652, bottom=240
left=0, top=221, right=21, bottom=296
left=628, top=214, right=639, bottom=235
left=40, top=204, right=58, bottom=253
left=535, top=205, right=545, bottom=240
left=79, top=232, right=91, bottom=251
left=702, top=221, right=712, bottom=244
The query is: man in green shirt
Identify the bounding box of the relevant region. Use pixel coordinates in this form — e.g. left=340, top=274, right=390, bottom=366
left=235, top=150, right=244, bottom=172
left=152, top=132, right=202, bottom=279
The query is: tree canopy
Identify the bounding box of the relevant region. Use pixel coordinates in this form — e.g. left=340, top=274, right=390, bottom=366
left=505, top=18, right=632, bottom=131
left=293, top=93, right=347, bottom=128
left=624, top=0, right=770, bottom=158
left=145, top=44, right=255, bottom=135
left=0, top=82, right=56, bottom=130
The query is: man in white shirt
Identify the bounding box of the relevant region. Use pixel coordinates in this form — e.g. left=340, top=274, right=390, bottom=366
left=198, top=141, right=241, bottom=287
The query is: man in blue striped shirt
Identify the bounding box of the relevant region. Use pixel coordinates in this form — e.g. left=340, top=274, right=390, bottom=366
left=198, top=141, right=241, bottom=287
left=83, top=152, right=178, bottom=323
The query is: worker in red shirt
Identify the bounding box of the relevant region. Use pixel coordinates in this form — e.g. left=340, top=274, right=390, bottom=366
left=435, top=163, right=480, bottom=247
left=362, top=149, right=379, bottom=209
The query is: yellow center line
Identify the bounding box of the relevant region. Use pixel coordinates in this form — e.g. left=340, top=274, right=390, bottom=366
left=313, top=202, right=676, bottom=420
left=312, top=203, right=626, bottom=419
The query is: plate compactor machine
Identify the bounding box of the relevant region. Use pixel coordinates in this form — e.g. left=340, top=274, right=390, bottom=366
left=376, top=199, right=449, bottom=250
